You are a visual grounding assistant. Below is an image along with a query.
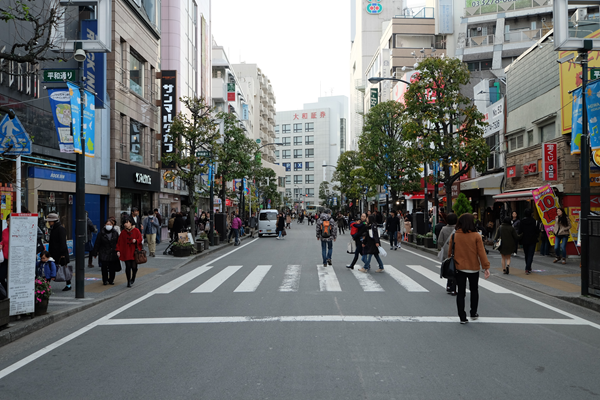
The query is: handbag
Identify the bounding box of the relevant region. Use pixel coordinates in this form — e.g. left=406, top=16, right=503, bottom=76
left=440, top=233, right=456, bottom=279
left=378, top=246, right=387, bottom=257
left=84, top=240, right=94, bottom=252
left=55, top=264, right=73, bottom=282
left=282, top=229, right=287, bottom=237
left=493, top=227, right=502, bottom=251
left=134, top=248, right=147, bottom=265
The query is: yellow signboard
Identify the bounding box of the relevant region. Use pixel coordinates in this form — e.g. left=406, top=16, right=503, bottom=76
left=559, top=29, right=600, bottom=135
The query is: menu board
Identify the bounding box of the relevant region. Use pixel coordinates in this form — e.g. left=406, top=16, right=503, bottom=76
left=7, top=213, right=38, bottom=316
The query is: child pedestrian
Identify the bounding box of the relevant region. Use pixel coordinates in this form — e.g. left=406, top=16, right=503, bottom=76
left=36, top=250, right=57, bottom=281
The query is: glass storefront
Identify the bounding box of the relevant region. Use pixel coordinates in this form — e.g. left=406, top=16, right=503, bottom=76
left=38, top=191, right=74, bottom=240
left=120, top=190, right=152, bottom=215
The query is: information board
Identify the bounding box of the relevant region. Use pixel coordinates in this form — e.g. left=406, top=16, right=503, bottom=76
left=8, top=213, right=38, bottom=316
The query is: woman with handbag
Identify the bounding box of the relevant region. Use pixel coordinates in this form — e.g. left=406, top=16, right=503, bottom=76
left=359, top=215, right=385, bottom=273
left=46, top=213, right=71, bottom=291
left=448, top=214, right=490, bottom=324
left=494, top=217, right=520, bottom=275
left=92, top=218, right=120, bottom=285
left=553, top=208, right=572, bottom=264
left=116, top=216, right=143, bottom=288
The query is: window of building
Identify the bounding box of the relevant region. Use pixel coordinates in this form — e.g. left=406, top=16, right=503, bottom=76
left=508, top=133, right=524, bottom=152
left=305, top=161, right=314, bottom=171
left=305, top=148, right=314, bottom=158
left=340, top=118, right=346, bottom=151
left=130, top=51, right=144, bottom=96
left=294, top=188, right=302, bottom=198
left=294, top=149, right=302, bottom=158
left=486, top=133, right=501, bottom=170
left=282, top=137, right=291, bottom=146
left=285, top=189, right=292, bottom=197
left=466, top=60, right=492, bottom=72
left=305, top=122, right=314, bottom=132
left=282, top=124, right=291, bottom=133
left=285, top=175, right=291, bottom=185
left=294, top=123, right=302, bottom=133
left=305, top=174, right=314, bottom=184
left=305, top=188, right=315, bottom=197
left=275, top=125, right=280, bottom=133
left=282, top=162, right=291, bottom=171
left=305, top=135, right=314, bottom=145
left=282, top=150, right=291, bottom=159
left=275, top=150, right=280, bottom=158
left=541, top=122, right=555, bottom=143
left=294, top=175, right=303, bottom=184
left=294, top=162, right=303, bottom=171
left=130, top=119, right=143, bottom=163
left=294, top=136, right=302, bottom=146
left=527, top=129, right=534, bottom=146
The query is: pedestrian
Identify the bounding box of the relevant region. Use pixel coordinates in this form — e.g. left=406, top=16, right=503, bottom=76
left=131, top=207, right=143, bottom=232
left=437, top=212, right=458, bottom=295
left=434, top=213, right=447, bottom=245
left=518, top=208, right=539, bottom=275
left=397, top=211, right=406, bottom=248
left=86, top=211, right=97, bottom=268
left=403, top=213, right=412, bottom=241
left=92, top=219, right=120, bottom=285
left=358, top=215, right=384, bottom=273
left=249, top=212, right=258, bottom=238
left=286, top=213, right=292, bottom=230
left=143, top=211, right=160, bottom=257
left=386, top=210, right=401, bottom=250
left=0, top=214, right=9, bottom=292
left=116, top=215, right=143, bottom=288
left=276, top=212, right=286, bottom=240
left=154, top=209, right=163, bottom=244
left=337, top=212, right=346, bottom=235
left=495, top=217, right=520, bottom=275
left=172, top=212, right=186, bottom=241
left=511, top=211, right=520, bottom=256
left=46, top=213, right=71, bottom=291
left=538, top=219, right=550, bottom=256
left=36, top=250, right=57, bottom=282
left=346, top=214, right=367, bottom=270
left=316, top=208, right=337, bottom=267
left=230, top=212, right=242, bottom=245
left=553, top=207, right=572, bottom=264
left=448, top=213, right=490, bottom=324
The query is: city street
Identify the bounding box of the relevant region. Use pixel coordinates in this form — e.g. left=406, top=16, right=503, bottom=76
left=1, top=222, right=600, bottom=399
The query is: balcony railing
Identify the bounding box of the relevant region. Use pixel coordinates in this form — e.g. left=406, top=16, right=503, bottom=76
left=465, top=34, right=494, bottom=47
left=396, top=7, right=434, bottom=18
left=504, top=28, right=543, bottom=43
left=355, top=79, right=366, bottom=92
left=465, top=0, right=551, bottom=17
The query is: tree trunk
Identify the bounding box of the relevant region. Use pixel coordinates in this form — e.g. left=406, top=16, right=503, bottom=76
left=221, top=178, right=227, bottom=213
left=188, top=185, right=196, bottom=239
left=444, top=164, right=452, bottom=213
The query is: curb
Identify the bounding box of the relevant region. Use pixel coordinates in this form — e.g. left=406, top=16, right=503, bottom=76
left=0, top=234, right=255, bottom=348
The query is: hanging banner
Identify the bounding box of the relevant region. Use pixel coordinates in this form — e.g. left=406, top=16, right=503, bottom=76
left=571, top=88, right=583, bottom=155
left=46, top=89, right=75, bottom=153
left=542, top=143, right=558, bottom=181
left=83, top=89, right=95, bottom=157
left=67, top=82, right=82, bottom=154
left=585, top=80, right=600, bottom=151
left=532, top=185, right=569, bottom=247
left=81, top=19, right=105, bottom=108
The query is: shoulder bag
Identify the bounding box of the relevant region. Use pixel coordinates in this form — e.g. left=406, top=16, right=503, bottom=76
left=55, top=264, right=73, bottom=282
left=493, top=227, right=502, bottom=251
left=134, top=248, right=148, bottom=265
left=440, top=233, right=457, bottom=279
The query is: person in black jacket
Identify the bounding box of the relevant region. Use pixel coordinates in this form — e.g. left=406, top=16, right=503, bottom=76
left=92, top=219, right=120, bottom=285
left=385, top=210, right=401, bottom=251
left=172, top=213, right=186, bottom=240
left=518, top=208, right=539, bottom=275
left=45, top=213, right=71, bottom=291
left=359, top=215, right=385, bottom=273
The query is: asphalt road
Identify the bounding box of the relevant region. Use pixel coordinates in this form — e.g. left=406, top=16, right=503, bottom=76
left=1, top=221, right=600, bottom=399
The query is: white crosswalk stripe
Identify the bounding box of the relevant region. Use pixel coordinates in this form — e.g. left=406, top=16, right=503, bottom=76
left=279, top=265, right=301, bottom=292
left=405, top=265, right=447, bottom=288
left=350, top=269, right=384, bottom=292
left=192, top=265, right=243, bottom=293
left=384, top=265, right=428, bottom=292
left=317, top=265, right=341, bottom=292
left=234, top=265, right=272, bottom=292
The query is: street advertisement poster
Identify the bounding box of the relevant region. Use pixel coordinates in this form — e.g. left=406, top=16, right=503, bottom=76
left=82, top=88, right=95, bottom=157
left=67, top=82, right=82, bottom=154
left=532, top=185, right=572, bottom=247
left=584, top=80, right=600, bottom=151
left=46, top=89, right=74, bottom=153
left=81, top=19, right=106, bottom=109
left=7, top=213, right=38, bottom=316
left=571, top=87, right=583, bottom=155
left=0, top=188, right=12, bottom=221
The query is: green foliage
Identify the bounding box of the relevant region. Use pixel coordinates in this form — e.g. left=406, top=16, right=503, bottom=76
left=332, top=151, right=377, bottom=209
left=358, top=101, right=421, bottom=203
left=452, top=193, right=473, bottom=216
left=319, top=181, right=331, bottom=205
left=404, top=57, right=490, bottom=208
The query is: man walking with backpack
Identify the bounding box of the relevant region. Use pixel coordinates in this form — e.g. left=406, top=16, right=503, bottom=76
left=316, top=209, right=338, bottom=267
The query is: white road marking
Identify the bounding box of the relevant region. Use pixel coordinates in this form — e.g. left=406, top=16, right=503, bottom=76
left=317, top=265, right=342, bottom=291
left=279, top=265, right=301, bottom=292
left=350, top=269, right=385, bottom=292
left=404, top=264, right=448, bottom=288
left=192, top=266, right=243, bottom=293
left=234, top=265, right=272, bottom=292
left=384, top=265, right=428, bottom=292
left=100, top=315, right=590, bottom=326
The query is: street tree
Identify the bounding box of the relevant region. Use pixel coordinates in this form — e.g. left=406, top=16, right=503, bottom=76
left=332, top=150, right=378, bottom=216
left=404, top=56, right=490, bottom=209
left=358, top=100, right=422, bottom=208
left=214, top=112, right=259, bottom=211
left=452, top=192, right=473, bottom=216
left=161, top=96, right=219, bottom=238
left=252, top=166, right=279, bottom=210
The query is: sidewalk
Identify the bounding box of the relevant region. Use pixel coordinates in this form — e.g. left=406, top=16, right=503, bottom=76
left=399, top=239, right=600, bottom=313
left=0, top=233, right=254, bottom=348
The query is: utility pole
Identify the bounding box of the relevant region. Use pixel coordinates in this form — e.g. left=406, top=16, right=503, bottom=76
left=580, top=41, right=592, bottom=296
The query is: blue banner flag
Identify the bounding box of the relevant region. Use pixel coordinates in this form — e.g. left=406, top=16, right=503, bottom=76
left=47, top=89, right=75, bottom=153
left=585, top=80, right=600, bottom=151
left=83, top=89, right=95, bottom=157
left=571, top=87, right=582, bottom=155
left=81, top=19, right=105, bottom=108
left=67, top=82, right=82, bottom=154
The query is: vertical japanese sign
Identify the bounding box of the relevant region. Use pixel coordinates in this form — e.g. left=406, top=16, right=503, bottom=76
left=532, top=185, right=561, bottom=246
left=242, top=104, right=249, bottom=120
left=46, top=89, right=74, bottom=153
left=67, top=82, right=82, bottom=154
left=542, top=143, right=558, bottom=181
left=370, top=88, right=378, bottom=108
left=82, top=88, right=95, bottom=157
left=81, top=19, right=105, bottom=108
left=227, top=83, right=236, bottom=102
left=8, top=213, right=38, bottom=316
left=161, top=70, right=177, bottom=168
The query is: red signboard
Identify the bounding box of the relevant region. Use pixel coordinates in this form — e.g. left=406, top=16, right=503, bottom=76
left=225, top=199, right=232, bottom=207
left=542, top=143, right=558, bottom=181
left=507, top=165, right=518, bottom=178
left=227, top=92, right=236, bottom=102
left=523, top=163, right=538, bottom=175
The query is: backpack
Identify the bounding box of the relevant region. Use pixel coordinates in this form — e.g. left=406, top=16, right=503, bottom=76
left=321, top=218, right=332, bottom=239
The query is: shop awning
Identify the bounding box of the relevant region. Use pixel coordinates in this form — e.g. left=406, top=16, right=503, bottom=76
left=460, top=172, right=504, bottom=191
left=493, top=190, right=534, bottom=202
left=406, top=194, right=425, bottom=200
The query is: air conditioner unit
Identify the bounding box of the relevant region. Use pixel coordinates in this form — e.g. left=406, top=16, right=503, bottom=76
left=477, top=27, right=482, bottom=32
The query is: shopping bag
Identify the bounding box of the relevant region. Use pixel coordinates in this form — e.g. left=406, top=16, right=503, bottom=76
left=378, top=246, right=388, bottom=257
left=55, top=265, right=73, bottom=282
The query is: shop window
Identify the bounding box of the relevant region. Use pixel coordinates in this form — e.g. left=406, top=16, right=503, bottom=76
left=130, top=119, right=143, bottom=163
left=541, top=122, right=555, bottom=143
left=130, top=51, right=144, bottom=97
left=38, top=191, right=74, bottom=240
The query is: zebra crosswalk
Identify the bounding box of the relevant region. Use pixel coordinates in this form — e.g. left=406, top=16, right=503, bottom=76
left=184, top=264, right=465, bottom=294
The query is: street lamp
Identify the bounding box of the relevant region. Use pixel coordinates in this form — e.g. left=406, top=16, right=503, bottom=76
left=368, top=77, right=412, bottom=85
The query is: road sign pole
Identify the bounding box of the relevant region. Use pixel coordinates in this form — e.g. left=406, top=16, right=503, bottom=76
left=16, top=156, right=21, bottom=213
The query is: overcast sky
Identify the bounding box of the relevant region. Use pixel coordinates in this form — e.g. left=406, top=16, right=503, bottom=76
left=211, top=0, right=351, bottom=112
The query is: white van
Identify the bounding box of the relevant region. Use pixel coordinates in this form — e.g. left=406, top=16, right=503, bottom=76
left=258, top=210, right=278, bottom=237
